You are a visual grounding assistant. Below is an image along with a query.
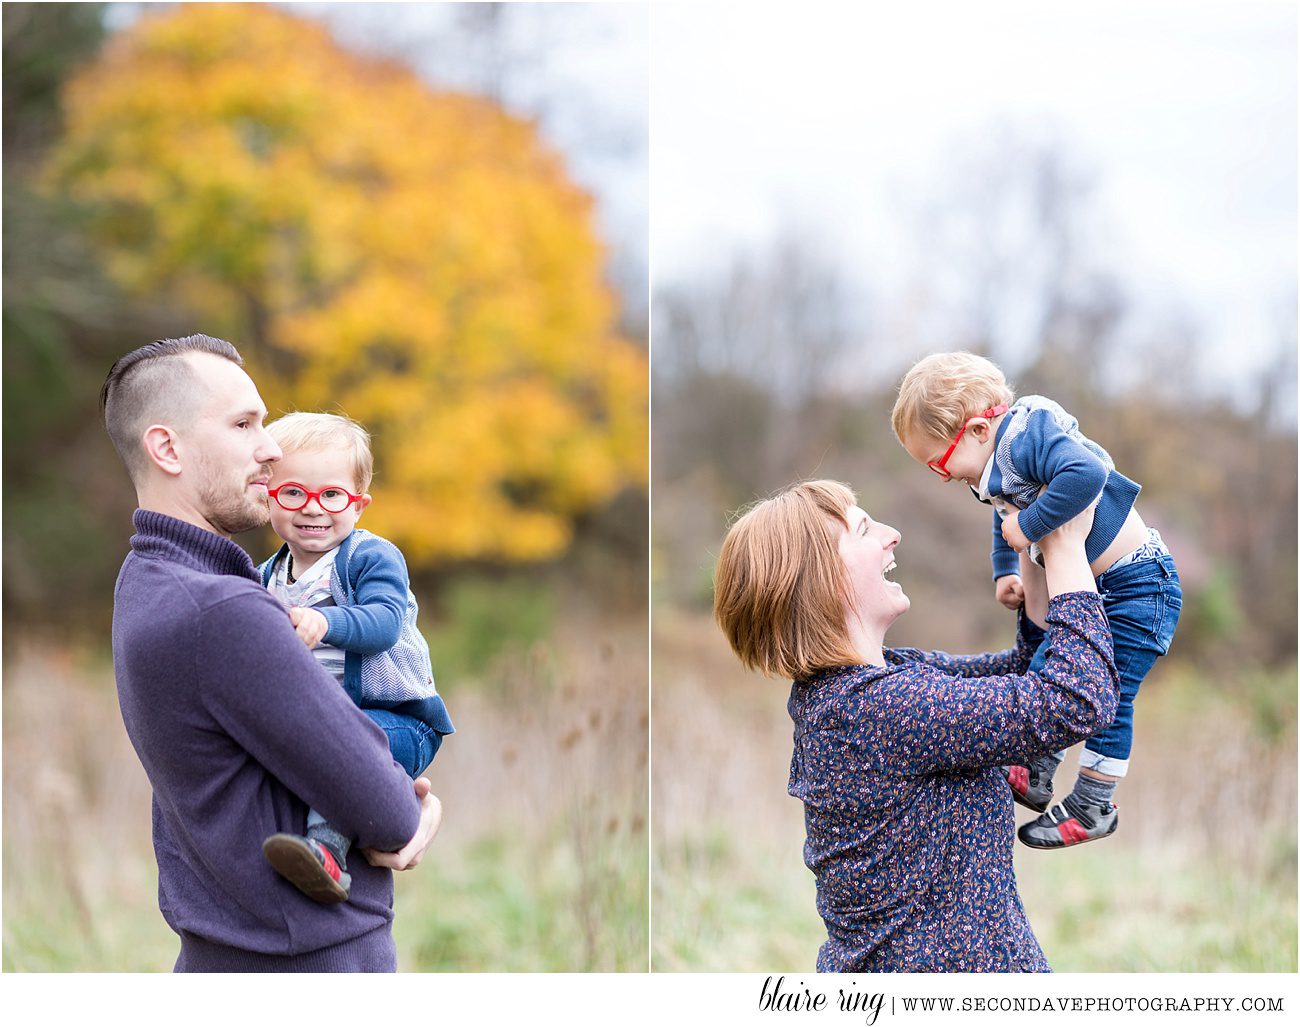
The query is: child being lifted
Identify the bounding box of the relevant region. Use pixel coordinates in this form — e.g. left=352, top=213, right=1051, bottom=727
left=891, top=351, right=1181, bottom=849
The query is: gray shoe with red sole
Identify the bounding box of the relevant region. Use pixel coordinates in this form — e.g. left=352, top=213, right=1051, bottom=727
left=263, top=833, right=351, bottom=903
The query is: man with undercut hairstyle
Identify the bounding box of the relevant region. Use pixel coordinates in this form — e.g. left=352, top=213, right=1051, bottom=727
left=102, top=334, right=441, bottom=972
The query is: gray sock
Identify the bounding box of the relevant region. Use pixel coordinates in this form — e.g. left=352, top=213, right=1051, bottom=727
left=1031, top=750, right=1065, bottom=778
left=1069, top=772, right=1117, bottom=810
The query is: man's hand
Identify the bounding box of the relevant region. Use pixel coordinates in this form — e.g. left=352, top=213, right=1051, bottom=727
left=1000, top=510, right=1032, bottom=553
left=361, top=777, right=442, bottom=871
left=288, top=606, right=329, bottom=648
left=995, top=574, right=1025, bottom=610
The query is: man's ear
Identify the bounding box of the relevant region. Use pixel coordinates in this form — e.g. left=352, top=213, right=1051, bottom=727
left=142, top=424, right=184, bottom=477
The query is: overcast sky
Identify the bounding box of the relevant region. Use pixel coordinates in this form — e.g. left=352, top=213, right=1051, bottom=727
left=651, top=1, right=1296, bottom=406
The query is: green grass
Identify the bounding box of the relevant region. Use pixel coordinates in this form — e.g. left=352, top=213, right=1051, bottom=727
left=1, top=845, right=178, bottom=971
left=4, top=823, right=648, bottom=972
left=1019, top=832, right=1297, bottom=971
left=3, top=612, right=649, bottom=973
left=653, top=830, right=823, bottom=971
left=396, top=829, right=648, bottom=971
left=651, top=829, right=1297, bottom=973
left=423, top=574, right=555, bottom=689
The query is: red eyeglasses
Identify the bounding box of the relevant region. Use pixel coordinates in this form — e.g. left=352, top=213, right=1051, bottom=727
left=267, top=482, right=365, bottom=513
left=927, top=404, right=1008, bottom=481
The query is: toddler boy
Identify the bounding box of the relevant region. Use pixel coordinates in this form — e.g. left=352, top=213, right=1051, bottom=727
left=258, top=412, right=454, bottom=900
left=891, top=352, right=1180, bottom=848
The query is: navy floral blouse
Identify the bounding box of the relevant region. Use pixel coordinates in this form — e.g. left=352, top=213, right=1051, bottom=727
left=787, top=592, right=1118, bottom=972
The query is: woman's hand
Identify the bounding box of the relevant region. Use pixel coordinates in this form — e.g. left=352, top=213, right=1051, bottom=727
left=1000, top=511, right=1032, bottom=553
left=1038, top=503, right=1096, bottom=552
left=1037, top=504, right=1098, bottom=598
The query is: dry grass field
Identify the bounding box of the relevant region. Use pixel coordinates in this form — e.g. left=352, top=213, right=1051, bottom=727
left=3, top=603, right=648, bottom=972
left=651, top=609, right=1297, bottom=972
left=5, top=597, right=1292, bottom=974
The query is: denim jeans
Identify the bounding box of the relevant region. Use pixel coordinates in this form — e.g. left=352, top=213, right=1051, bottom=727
left=306, top=710, right=445, bottom=836
left=362, top=707, right=444, bottom=778
left=1029, top=553, right=1181, bottom=777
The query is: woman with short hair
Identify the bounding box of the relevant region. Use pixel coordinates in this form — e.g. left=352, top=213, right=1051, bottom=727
left=713, top=480, right=1117, bottom=972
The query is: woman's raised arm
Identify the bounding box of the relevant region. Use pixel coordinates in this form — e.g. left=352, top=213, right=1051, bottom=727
left=861, top=507, right=1118, bottom=774
left=1037, top=501, right=1098, bottom=599
left=906, top=503, right=1097, bottom=679
left=902, top=611, right=1045, bottom=679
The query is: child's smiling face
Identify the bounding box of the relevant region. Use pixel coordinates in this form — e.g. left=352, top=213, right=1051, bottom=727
left=267, top=447, right=371, bottom=570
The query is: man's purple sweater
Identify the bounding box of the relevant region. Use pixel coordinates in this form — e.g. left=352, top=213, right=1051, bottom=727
left=111, top=510, right=421, bottom=971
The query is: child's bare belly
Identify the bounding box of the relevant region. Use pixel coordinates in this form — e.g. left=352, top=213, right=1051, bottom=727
left=1091, top=507, right=1149, bottom=577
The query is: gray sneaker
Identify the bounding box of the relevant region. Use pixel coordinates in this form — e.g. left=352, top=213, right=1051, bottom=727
left=263, top=833, right=351, bottom=903
left=1003, top=763, right=1053, bottom=813
left=1018, top=795, right=1118, bottom=849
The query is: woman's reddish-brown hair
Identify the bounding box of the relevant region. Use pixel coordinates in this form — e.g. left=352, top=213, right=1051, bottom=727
left=713, top=480, right=863, bottom=679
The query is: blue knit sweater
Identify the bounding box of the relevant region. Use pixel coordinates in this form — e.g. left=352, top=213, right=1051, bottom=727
left=258, top=529, right=454, bottom=737
left=111, top=510, right=421, bottom=971
left=981, top=396, right=1141, bottom=580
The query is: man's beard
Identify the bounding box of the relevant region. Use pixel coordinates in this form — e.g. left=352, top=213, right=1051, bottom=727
left=197, top=458, right=270, bottom=536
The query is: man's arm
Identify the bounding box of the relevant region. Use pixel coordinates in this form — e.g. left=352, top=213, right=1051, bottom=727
left=197, top=586, right=420, bottom=852
left=362, top=779, right=441, bottom=869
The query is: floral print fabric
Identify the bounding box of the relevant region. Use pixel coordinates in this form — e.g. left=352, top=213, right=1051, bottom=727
left=787, top=592, right=1118, bottom=972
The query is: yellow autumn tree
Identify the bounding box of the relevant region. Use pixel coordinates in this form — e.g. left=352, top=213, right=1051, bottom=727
left=46, top=2, right=646, bottom=564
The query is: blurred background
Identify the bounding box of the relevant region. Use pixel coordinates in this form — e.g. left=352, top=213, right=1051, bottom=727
left=651, top=3, right=1297, bottom=971
left=3, top=2, right=647, bottom=971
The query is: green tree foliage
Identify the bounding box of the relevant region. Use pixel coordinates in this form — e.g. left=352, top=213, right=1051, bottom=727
left=44, top=2, right=647, bottom=566
left=2, top=3, right=177, bottom=630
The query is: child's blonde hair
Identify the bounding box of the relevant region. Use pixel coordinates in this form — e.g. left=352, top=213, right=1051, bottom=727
left=890, top=351, right=1015, bottom=444
left=266, top=412, right=374, bottom=493
left=714, top=480, right=864, bottom=679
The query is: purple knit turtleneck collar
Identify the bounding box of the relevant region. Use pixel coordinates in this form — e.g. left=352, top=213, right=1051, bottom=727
left=129, top=508, right=260, bottom=581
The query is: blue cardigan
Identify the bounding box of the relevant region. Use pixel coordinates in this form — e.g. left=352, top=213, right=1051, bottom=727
left=259, top=529, right=454, bottom=737
left=982, top=395, right=1141, bottom=580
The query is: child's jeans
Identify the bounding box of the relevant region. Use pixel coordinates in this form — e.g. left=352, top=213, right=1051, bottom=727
left=1029, top=547, right=1181, bottom=778
left=362, top=707, right=445, bottom=777
left=307, top=709, right=445, bottom=835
